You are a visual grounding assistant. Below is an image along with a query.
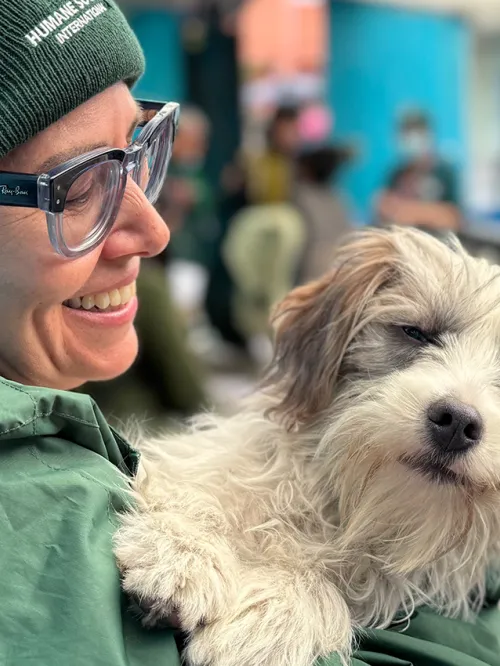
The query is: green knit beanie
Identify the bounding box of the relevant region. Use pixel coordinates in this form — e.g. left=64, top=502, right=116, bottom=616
left=0, top=0, right=145, bottom=159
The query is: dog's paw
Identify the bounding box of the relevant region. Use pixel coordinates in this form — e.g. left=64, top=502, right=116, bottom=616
left=184, top=571, right=353, bottom=666
left=128, top=594, right=183, bottom=630
left=114, top=511, right=239, bottom=631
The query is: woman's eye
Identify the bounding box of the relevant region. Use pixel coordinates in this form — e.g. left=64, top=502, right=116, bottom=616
left=401, top=326, right=430, bottom=344
left=65, top=173, right=95, bottom=210
left=66, top=189, right=92, bottom=208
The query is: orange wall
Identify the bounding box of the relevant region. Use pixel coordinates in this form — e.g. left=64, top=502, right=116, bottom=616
left=238, top=0, right=327, bottom=76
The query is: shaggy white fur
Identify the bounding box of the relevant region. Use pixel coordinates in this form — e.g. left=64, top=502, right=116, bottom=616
left=114, top=227, right=500, bottom=666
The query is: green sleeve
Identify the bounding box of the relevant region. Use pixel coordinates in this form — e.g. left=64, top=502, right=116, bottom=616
left=319, top=655, right=375, bottom=666
left=0, top=435, right=180, bottom=666
left=333, top=604, right=500, bottom=666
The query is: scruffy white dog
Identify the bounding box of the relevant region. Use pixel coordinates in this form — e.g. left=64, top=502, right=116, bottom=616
left=115, top=226, right=500, bottom=666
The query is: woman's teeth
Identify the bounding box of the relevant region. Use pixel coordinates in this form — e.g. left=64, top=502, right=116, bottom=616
left=65, top=281, right=136, bottom=311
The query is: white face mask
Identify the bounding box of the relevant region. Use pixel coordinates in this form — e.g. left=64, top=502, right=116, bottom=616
left=399, top=130, right=432, bottom=158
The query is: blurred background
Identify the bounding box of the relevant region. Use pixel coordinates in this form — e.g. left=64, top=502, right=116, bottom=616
left=82, top=0, right=500, bottom=430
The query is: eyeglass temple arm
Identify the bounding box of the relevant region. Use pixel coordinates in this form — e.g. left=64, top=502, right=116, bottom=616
left=0, top=172, right=39, bottom=209
left=135, top=100, right=166, bottom=128
left=137, top=100, right=164, bottom=111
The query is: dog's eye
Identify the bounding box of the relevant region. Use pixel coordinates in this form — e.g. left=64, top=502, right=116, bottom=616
left=401, top=326, right=431, bottom=344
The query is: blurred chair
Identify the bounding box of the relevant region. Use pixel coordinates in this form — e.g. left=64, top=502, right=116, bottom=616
left=222, top=203, right=307, bottom=347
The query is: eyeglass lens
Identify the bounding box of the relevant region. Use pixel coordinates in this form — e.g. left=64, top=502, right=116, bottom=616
left=61, top=106, right=174, bottom=253
left=62, top=160, right=123, bottom=252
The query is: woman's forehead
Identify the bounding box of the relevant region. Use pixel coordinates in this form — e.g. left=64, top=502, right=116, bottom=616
left=3, top=84, right=138, bottom=173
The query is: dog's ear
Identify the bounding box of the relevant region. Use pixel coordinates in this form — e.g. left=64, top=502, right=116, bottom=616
left=266, top=227, right=400, bottom=428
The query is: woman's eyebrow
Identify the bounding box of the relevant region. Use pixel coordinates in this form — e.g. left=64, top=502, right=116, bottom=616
left=34, top=104, right=144, bottom=174
left=127, top=103, right=143, bottom=141
left=35, top=142, right=108, bottom=173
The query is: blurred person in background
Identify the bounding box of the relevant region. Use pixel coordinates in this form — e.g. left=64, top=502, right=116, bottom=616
left=204, top=103, right=301, bottom=355
left=156, top=106, right=219, bottom=325
left=376, top=110, right=462, bottom=232
left=244, top=103, right=301, bottom=205
left=293, top=102, right=354, bottom=282
left=207, top=102, right=354, bottom=366
left=219, top=102, right=301, bottom=212
left=294, top=143, right=353, bottom=282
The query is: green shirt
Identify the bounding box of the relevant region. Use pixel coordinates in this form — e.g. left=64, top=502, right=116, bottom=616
left=341, top=604, right=500, bottom=666
left=387, top=160, right=459, bottom=205
left=0, top=377, right=180, bottom=666
left=0, top=377, right=497, bottom=665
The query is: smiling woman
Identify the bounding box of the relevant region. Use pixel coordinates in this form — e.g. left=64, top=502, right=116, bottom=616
left=0, top=87, right=178, bottom=389
left=0, top=1, right=182, bottom=664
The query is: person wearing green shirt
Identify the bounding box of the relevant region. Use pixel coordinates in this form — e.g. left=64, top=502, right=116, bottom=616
left=0, top=3, right=498, bottom=666
left=376, top=110, right=462, bottom=232
left=0, top=2, right=181, bottom=663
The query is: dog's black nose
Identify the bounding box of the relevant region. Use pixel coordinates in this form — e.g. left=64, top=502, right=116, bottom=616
left=427, top=399, right=483, bottom=453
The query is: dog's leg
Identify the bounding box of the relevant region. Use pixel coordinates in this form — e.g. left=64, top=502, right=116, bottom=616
left=185, top=566, right=353, bottom=666
left=114, top=482, right=239, bottom=632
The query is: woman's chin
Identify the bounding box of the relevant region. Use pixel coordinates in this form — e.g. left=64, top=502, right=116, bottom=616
left=68, top=326, right=139, bottom=388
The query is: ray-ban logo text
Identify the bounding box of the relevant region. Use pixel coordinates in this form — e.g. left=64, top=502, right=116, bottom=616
left=0, top=185, right=29, bottom=196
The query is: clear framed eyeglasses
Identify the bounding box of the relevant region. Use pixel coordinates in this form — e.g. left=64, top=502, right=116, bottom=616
left=0, top=100, right=180, bottom=258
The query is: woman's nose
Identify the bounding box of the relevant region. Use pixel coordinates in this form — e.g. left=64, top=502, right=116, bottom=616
left=100, top=180, right=170, bottom=260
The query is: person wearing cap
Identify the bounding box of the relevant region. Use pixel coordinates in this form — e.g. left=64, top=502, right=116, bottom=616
left=0, top=1, right=181, bottom=664
left=0, top=5, right=498, bottom=666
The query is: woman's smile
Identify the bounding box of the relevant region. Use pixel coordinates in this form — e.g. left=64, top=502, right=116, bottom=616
left=62, top=280, right=138, bottom=326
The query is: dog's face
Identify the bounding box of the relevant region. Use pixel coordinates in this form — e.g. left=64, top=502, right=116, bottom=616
left=270, top=227, right=500, bottom=579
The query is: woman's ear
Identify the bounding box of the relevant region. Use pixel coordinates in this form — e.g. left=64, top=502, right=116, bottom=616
left=266, top=227, right=400, bottom=428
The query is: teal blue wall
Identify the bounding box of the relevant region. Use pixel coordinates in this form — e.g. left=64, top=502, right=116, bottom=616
left=128, top=10, right=186, bottom=102
left=327, top=1, right=470, bottom=222
left=125, top=8, right=240, bottom=192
